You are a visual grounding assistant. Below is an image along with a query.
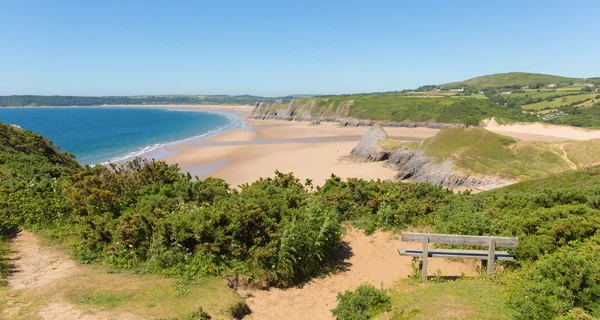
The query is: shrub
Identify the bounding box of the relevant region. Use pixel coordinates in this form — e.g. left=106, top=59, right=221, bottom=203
left=331, top=283, right=392, bottom=320
left=507, top=236, right=600, bottom=319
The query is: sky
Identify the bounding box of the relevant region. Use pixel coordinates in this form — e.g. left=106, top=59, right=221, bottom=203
left=1, top=0, right=598, bottom=97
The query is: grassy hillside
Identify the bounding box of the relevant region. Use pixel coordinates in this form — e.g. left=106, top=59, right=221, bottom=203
left=442, top=72, right=587, bottom=89
left=256, top=94, right=535, bottom=126
left=389, top=127, right=600, bottom=180
left=521, top=93, right=597, bottom=111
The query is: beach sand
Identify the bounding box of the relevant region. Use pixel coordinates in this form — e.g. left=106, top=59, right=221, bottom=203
left=160, top=107, right=440, bottom=186
left=483, top=118, right=600, bottom=141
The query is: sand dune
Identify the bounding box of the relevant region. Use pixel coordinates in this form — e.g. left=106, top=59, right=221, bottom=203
left=484, top=118, right=600, bottom=141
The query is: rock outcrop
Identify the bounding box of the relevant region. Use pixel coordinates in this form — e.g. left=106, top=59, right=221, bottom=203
left=347, top=126, right=516, bottom=190
left=349, top=125, right=390, bottom=162
left=383, top=149, right=515, bottom=189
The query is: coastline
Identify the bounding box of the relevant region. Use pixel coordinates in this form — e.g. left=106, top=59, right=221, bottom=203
left=159, top=116, right=441, bottom=186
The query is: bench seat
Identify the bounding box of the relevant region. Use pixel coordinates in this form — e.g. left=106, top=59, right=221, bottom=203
left=397, top=248, right=514, bottom=261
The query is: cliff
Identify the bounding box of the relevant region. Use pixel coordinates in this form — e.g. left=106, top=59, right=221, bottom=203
left=250, top=99, right=463, bottom=129
left=383, top=148, right=514, bottom=189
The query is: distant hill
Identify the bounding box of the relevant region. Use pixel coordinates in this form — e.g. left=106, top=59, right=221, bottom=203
left=442, top=72, right=594, bottom=89
left=0, top=94, right=294, bottom=107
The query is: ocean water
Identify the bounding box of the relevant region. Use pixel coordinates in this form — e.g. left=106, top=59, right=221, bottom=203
left=0, top=107, right=239, bottom=164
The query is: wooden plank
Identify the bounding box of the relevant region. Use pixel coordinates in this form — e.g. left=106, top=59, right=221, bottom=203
left=487, top=239, right=496, bottom=277
left=422, top=237, right=428, bottom=282
left=401, top=232, right=518, bottom=247
left=397, top=248, right=514, bottom=261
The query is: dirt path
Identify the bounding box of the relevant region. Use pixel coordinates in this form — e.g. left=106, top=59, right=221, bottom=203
left=7, top=231, right=79, bottom=290
left=242, top=228, right=478, bottom=320
left=558, top=144, right=578, bottom=170
left=4, top=231, right=138, bottom=320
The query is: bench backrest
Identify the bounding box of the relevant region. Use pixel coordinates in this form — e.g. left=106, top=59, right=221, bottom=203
left=401, top=232, right=518, bottom=247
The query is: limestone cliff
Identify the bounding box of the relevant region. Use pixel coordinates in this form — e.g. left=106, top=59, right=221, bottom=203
left=250, top=99, right=464, bottom=129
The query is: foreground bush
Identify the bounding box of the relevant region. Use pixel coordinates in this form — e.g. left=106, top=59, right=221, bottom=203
left=507, top=236, right=600, bottom=319
left=331, top=283, right=392, bottom=320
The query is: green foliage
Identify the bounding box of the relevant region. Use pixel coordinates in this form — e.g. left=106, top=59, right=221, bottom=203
left=507, top=236, right=600, bottom=319
left=182, top=307, right=212, bottom=320
left=331, top=283, right=392, bottom=320
left=551, top=103, right=600, bottom=128
left=0, top=122, right=80, bottom=234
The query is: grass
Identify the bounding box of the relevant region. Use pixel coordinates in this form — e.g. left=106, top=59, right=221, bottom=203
left=0, top=233, right=245, bottom=320
left=379, top=139, right=406, bottom=151
left=381, top=127, right=600, bottom=181
left=521, top=93, right=597, bottom=111
left=377, top=278, right=510, bottom=320
left=442, top=72, right=586, bottom=89
left=257, top=93, right=533, bottom=126
left=1, top=267, right=244, bottom=319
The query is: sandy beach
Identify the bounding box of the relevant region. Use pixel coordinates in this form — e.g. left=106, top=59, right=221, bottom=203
left=151, top=106, right=600, bottom=187
left=154, top=105, right=439, bottom=186
left=483, top=118, right=600, bottom=141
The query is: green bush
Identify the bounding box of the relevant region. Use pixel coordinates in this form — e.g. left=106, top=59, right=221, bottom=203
left=331, top=283, right=392, bottom=320
left=507, top=236, right=600, bottom=319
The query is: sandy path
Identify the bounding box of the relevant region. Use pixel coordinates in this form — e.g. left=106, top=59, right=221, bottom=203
left=4, top=231, right=139, bottom=320
left=243, top=228, right=478, bottom=320
left=7, top=231, right=79, bottom=290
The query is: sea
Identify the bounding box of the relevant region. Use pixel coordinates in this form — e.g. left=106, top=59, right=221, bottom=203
left=0, top=107, right=244, bottom=165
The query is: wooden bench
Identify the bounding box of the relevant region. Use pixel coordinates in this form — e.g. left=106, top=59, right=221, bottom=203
left=397, top=232, right=518, bottom=281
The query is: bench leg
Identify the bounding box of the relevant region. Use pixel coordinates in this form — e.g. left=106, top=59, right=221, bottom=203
left=487, top=240, right=496, bottom=277
left=422, top=237, right=429, bottom=282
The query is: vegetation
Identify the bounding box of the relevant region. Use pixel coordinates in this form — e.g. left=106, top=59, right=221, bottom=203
left=261, top=94, right=536, bottom=126
left=0, top=94, right=295, bottom=107
left=550, top=103, right=600, bottom=128
left=521, top=93, right=597, bottom=111
left=2, top=122, right=600, bottom=319
left=381, top=278, right=511, bottom=319
left=331, top=283, right=392, bottom=320
left=441, top=72, right=589, bottom=90
left=386, top=127, right=600, bottom=180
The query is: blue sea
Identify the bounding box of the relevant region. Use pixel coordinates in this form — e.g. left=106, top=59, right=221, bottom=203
left=0, top=107, right=242, bottom=164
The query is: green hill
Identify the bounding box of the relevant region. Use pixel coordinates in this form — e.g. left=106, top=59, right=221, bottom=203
left=442, top=72, right=588, bottom=89
left=389, top=127, right=600, bottom=181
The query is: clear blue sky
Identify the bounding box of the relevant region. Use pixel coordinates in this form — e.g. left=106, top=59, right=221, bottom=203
left=1, top=0, right=598, bottom=96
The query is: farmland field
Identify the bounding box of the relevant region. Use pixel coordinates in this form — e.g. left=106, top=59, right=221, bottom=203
left=521, top=93, right=597, bottom=111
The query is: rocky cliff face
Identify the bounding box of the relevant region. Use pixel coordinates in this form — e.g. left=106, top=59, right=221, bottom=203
left=349, top=125, right=391, bottom=162
left=383, top=149, right=515, bottom=189
left=250, top=99, right=465, bottom=129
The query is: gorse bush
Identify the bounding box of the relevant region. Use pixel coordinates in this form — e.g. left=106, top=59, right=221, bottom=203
left=331, top=283, right=392, bottom=320
left=507, top=236, right=600, bottom=319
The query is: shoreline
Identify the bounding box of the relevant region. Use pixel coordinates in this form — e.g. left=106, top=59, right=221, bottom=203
left=102, top=105, right=255, bottom=164
left=160, top=119, right=441, bottom=186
